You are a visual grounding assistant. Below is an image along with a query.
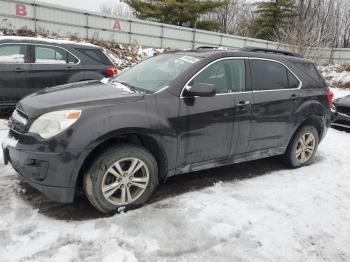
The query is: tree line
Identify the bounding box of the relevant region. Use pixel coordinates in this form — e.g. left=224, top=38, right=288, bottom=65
left=100, top=0, right=350, bottom=49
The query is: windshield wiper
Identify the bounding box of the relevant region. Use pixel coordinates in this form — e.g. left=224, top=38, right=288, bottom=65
left=107, top=80, right=140, bottom=93
left=116, top=81, right=153, bottom=94
left=117, top=81, right=138, bottom=92
left=108, top=79, right=153, bottom=94
left=118, top=81, right=139, bottom=92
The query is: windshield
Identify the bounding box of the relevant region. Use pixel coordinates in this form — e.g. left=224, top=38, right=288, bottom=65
left=110, top=54, right=201, bottom=93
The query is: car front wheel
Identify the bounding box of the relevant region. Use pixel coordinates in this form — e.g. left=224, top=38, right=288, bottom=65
left=83, top=144, right=158, bottom=214
left=284, top=125, right=319, bottom=168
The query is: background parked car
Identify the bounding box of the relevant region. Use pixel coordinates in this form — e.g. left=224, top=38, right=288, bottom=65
left=332, top=95, right=350, bottom=130
left=0, top=36, right=117, bottom=113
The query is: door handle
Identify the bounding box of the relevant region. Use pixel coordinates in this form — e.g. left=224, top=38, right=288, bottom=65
left=236, top=101, right=251, bottom=110
left=237, top=101, right=251, bottom=106
left=291, top=94, right=299, bottom=102
left=15, top=67, right=24, bottom=73
left=66, top=66, right=73, bottom=71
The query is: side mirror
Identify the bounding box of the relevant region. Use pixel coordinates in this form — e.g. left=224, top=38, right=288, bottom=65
left=184, top=82, right=216, bottom=97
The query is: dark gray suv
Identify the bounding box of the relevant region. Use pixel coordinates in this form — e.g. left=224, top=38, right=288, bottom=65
left=2, top=47, right=332, bottom=214
left=0, top=36, right=117, bottom=112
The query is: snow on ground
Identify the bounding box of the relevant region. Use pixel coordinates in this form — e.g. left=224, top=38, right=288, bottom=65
left=319, top=65, right=350, bottom=88
left=104, top=45, right=163, bottom=70
left=0, top=120, right=7, bottom=159
left=331, top=87, right=350, bottom=99
left=0, top=36, right=98, bottom=47
left=1, top=89, right=350, bottom=262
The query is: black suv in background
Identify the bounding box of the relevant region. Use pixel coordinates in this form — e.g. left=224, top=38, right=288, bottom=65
left=2, top=47, right=332, bottom=213
left=332, top=95, right=350, bottom=130
left=0, top=36, right=117, bottom=112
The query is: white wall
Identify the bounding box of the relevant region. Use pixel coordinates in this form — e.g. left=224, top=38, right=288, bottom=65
left=0, top=0, right=349, bottom=64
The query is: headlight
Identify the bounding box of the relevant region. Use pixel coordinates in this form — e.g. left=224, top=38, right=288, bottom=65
left=29, top=110, right=81, bottom=139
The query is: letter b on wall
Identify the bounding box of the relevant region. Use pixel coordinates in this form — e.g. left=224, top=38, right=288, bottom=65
left=16, top=4, right=27, bottom=16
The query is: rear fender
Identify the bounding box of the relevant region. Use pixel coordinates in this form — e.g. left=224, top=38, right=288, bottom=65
left=290, top=99, right=330, bottom=142
left=83, top=71, right=104, bottom=81
left=67, top=72, right=85, bottom=83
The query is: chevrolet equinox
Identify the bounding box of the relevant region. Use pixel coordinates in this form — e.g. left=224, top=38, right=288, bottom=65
left=2, top=47, right=333, bottom=213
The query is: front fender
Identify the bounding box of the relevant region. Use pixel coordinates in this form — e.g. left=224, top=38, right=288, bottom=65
left=67, top=101, right=178, bottom=186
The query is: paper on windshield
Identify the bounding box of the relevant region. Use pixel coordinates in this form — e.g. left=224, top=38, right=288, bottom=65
left=179, top=56, right=199, bottom=64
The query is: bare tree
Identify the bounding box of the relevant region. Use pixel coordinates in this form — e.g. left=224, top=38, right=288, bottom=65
left=100, top=0, right=134, bottom=18
left=100, top=0, right=350, bottom=50
left=273, top=0, right=350, bottom=61
left=202, top=0, right=255, bottom=35
left=338, top=1, right=350, bottom=48
left=203, top=0, right=350, bottom=49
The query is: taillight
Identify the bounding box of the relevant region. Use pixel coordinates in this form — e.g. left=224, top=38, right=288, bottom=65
left=326, top=89, right=334, bottom=108
left=106, top=66, right=117, bottom=77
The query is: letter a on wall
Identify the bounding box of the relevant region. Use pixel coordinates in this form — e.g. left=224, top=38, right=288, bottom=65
left=16, top=4, right=28, bottom=16
left=113, top=21, right=121, bottom=31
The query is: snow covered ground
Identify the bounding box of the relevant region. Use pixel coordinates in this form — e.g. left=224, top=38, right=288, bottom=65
left=0, top=88, right=350, bottom=262
left=332, top=87, right=350, bottom=99
left=319, top=65, right=350, bottom=88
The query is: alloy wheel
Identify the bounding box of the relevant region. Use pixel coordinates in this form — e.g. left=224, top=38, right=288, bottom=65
left=101, top=157, right=149, bottom=205
left=295, top=132, right=316, bottom=164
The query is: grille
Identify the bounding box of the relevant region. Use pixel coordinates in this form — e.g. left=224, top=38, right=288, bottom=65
left=15, top=109, right=29, bottom=120
left=9, top=129, right=21, bottom=140
left=9, top=109, right=30, bottom=136
left=337, top=106, right=350, bottom=115
left=332, top=120, right=350, bottom=127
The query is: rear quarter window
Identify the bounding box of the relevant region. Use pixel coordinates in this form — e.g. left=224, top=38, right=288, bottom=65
left=293, top=62, right=326, bottom=86
left=33, top=45, right=79, bottom=64
left=76, top=48, right=112, bottom=65
left=34, top=46, right=67, bottom=64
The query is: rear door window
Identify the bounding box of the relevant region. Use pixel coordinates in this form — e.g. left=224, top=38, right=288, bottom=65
left=0, top=44, right=27, bottom=63
left=251, top=60, right=299, bottom=90
left=34, top=45, right=78, bottom=64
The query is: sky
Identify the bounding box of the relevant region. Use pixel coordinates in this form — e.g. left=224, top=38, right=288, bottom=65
left=39, top=0, right=106, bottom=12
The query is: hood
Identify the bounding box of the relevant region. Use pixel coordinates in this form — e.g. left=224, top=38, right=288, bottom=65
left=18, top=80, right=144, bottom=116
left=335, top=95, right=350, bottom=107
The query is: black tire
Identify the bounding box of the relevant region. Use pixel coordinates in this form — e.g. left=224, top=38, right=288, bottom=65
left=83, top=144, right=158, bottom=214
left=284, top=125, right=319, bottom=168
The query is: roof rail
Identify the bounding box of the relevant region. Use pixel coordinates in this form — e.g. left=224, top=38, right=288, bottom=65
left=196, top=46, right=238, bottom=51
left=197, top=46, right=219, bottom=49
left=240, top=47, right=303, bottom=58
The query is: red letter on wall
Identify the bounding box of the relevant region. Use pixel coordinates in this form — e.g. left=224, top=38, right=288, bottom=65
left=113, top=21, right=121, bottom=31
left=16, top=4, right=27, bottom=16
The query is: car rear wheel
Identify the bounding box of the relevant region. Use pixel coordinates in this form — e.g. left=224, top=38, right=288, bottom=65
left=284, top=125, right=319, bottom=168
left=83, top=144, right=158, bottom=214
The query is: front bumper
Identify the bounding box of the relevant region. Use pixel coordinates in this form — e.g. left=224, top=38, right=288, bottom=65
left=331, top=111, right=350, bottom=129
left=2, top=136, right=77, bottom=203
